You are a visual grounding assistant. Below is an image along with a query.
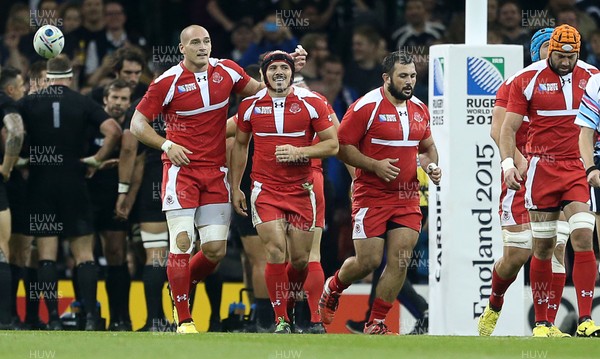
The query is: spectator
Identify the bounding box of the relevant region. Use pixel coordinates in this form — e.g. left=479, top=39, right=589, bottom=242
left=59, top=2, right=82, bottom=34
left=237, top=14, right=299, bottom=67
left=299, top=33, right=330, bottom=83
left=586, top=29, right=600, bottom=67
left=497, top=0, right=531, bottom=64
left=229, top=21, right=254, bottom=63
left=1, top=13, right=29, bottom=72
left=488, top=0, right=500, bottom=31
left=545, top=0, right=597, bottom=39
left=16, top=0, right=59, bottom=68
left=391, top=0, right=445, bottom=52
left=103, top=1, right=146, bottom=53
left=344, top=26, right=382, bottom=96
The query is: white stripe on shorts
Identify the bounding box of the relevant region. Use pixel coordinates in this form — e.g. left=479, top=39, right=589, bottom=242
left=352, top=208, right=369, bottom=239
left=250, top=181, right=263, bottom=227
left=162, top=165, right=182, bottom=210
left=524, top=156, right=539, bottom=210
left=500, top=188, right=517, bottom=226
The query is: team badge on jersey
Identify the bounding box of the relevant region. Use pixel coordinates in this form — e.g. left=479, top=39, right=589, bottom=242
left=579, top=79, right=587, bottom=90
left=177, top=83, right=197, bottom=93
left=378, top=114, right=397, bottom=122
left=289, top=103, right=302, bottom=114
left=212, top=72, right=223, bottom=83
left=413, top=112, right=423, bottom=122
left=254, top=106, right=272, bottom=114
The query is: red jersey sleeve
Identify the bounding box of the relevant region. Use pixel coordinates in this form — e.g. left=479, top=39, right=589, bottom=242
left=220, top=59, right=252, bottom=94
left=136, top=74, right=173, bottom=120
left=506, top=74, right=529, bottom=116
left=495, top=81, right=510, bottom=108
left=310, top=97, right=334, bottom=133
left=338, top=102, right=371, bottom=146
left=236, top=99, right=253, bottom=133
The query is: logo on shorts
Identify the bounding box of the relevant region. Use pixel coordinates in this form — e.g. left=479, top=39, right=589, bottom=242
left=289, top=103, right=302, bottom=114
left=165, top=195, right=174, bottom=205
left=354, top=223, right=361, bottom=233
left=502, top=211, right=510, bottom=221
left=581, top=290, right=593, bottom=298
left=212, top=72, right=223, bottom=83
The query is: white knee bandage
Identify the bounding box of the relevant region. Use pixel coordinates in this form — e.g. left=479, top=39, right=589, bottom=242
left=166, top=209, right=196, bottom=254
left=198, top=225, right=229, bottom=244
left=568, top=212, right=595, bottom=232
left=502, top=229, right=532, bottom=249
left=552, top=253, right=566, bottom=274
left=530, top=220, right=557, bottom=239
left=141, top=231, right=169, bottom=249
left=556, top=220, right=569, bottom=246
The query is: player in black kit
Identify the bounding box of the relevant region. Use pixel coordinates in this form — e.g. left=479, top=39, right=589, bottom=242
left=87, top=79, right=132, bottom=331
left=17, top=56, right=122, bottom=330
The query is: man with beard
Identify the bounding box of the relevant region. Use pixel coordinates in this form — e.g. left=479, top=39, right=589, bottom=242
left=230, top=51, right=338, bottom=333
left=86, top=78, right=132, bottom=330
left=89, top=48, right=147, bottom=105
left=131, top=25, right=306, bottom=334
left=500, top=24, right=600, bottom=337
left=319, top=50, right=441, bottom=335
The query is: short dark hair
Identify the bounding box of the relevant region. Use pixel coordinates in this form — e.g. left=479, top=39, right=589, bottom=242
left=112, top=47, right=145, bottom=74
left=0, top=67, right=21, bottom=90
left=29, top=61, right=48, bottom=80
left=353, top=26, right=381, bottom=46
left=244, top=64, right=261, bottom=82
left=47, top=54, right=72, bottom=74
left=382, top=51, right=414, bottom=75
left=103, top=78, right=131, bottom=98
left=322, top=54, right=343, bottom=66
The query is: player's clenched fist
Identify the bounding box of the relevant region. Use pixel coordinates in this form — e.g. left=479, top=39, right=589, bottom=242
left=372, top=158, right=400, bottom=182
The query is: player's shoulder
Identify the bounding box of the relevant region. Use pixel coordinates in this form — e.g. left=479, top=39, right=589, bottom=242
left=293, top=86, right=325, bottom=103
left=153, top=63, right=185, bottom=85
left=210, top=58, right=245, bottom=76
left=408, top=96, right=428, bottom=113
left=575, top=60, right=599, bottom=77
left=353, top=87, right=384, bottom=112
left=241, top=87, right=268, bottom=104
left=0, top=92, right=15, bottom=108
left=585, top=73, right=600, bottom=100
left=513, top=60, right=548, bottom=80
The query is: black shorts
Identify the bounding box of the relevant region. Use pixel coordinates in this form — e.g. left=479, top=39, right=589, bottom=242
left=0, top=178, right=8, bottom=212
left=27, top=174, right=94, bottom=237
left=132, top=160, right=165, bottom=223
left=231, top=196, right=257, bottom=238
left=6, top=170, right=29, bottom=234
left=89, top=183, right=129, bottom=232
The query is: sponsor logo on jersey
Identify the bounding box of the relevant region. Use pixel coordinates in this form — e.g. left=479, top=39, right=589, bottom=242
left=378, top=114, right=397, bottom=122
left=289, top=103, right=301, bottom=113
left=466, top=57, right=504, bottom=96
left=212, top=72, right=223, bottom=83
left=254, top=106, right=273, bottom=114
left=177, top=83, right=197, bottom=93
left=538, top=82, right=559, bottom=92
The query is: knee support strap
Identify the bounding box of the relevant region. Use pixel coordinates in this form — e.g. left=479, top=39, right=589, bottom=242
left=502, top=229, right=532, bottom=249
left=530, top=220, right=557, bottom=239
left=141, top=231, right=169, bottom=249
left=556, top=220, right=569, bottom=246
left=568, top=212, right=595, bottom=232
left=166, top=209, right=195, bottom=254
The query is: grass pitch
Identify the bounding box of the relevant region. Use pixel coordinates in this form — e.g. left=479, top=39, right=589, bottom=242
left=1, top=331, right=596, bottom=359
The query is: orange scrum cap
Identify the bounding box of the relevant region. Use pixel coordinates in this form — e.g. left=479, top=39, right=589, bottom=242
left=548, top=24, right=581, bottom=55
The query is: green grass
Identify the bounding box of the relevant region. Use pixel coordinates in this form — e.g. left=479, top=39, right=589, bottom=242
left=1, top=332, right=596, bottom=359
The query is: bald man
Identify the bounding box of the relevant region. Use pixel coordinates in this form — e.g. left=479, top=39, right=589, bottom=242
left=130, top=25, right=306, bottom=333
